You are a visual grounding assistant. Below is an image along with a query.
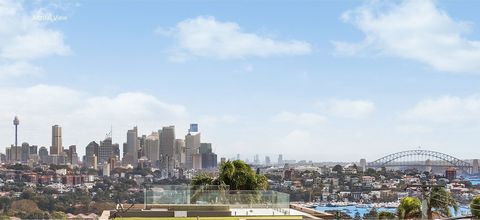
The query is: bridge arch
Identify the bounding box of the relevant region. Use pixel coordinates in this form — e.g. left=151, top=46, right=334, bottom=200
left=367, top=150, right=472, bottom=173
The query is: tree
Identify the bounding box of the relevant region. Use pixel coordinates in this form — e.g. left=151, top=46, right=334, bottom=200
left=332, top=164, right=343, bottom=173
left=10, top=199, right=40, bottom=213
left=26, top=210, right=50, bottom=220
left=33, top=194, right=56, bottom=212
left=218, top=160, right=268, bottom=191
left=363, top=207, right=378, bottom=219
left=20, top=188, right=35, bottom=200
left=366, top=168, right=377, bottom=176
left=397, top=197, right=421, bottom=219
left=378, top=211, right=396, bottom=219
left=470, top=196, right=480, bottom=219
left=428, top=187, right=458, bottom=218
left=0, top=197, right=11, bottom=213
left=191, top=172, right=214, bottom=186
left=50, top=211, right=67, bottom=220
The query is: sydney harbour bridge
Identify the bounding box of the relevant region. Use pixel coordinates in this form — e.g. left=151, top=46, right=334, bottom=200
left=366, top=150, right=478, bottom=174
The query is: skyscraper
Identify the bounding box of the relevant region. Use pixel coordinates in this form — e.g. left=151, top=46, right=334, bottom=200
left=359, top=159, right=367, bottom=172
left=199, top=143, right=217, bottom=169
left=85, top=141, right=99, bottom=158
left=39, top=147, right=49, bottom=163
left=29, top=145, right=38, bottom=155
left=98, top=137, right=115, bottom=164
left=185, top=132, right=200, bottom=169
left=13, top=116, right=20, bottom=161
left=50, top=125, right=63, bottom=155
left=144, top=132, right=160, bottom=167
left=68, top=145, right=78, bottom=166
left=199, top=143, right=212, bottom=154
left=21, top=142, right=30, bottom=162
left=174, top=139, right=185, bottom=168
left=473, top=159, right=479, bottom=174
left=126, top=126, right=138, bottom=166
left=254, top=154, right=260, bottom=164
left=265, top=156, right=271, bottom=166
left=138, top=134, right=146, bottom=158
left=278, top=154, right=284, bottom=165
left=160, top=126, right=175, bottom=173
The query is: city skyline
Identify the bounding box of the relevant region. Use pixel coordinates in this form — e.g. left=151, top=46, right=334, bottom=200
left=1, top=0, right=480, bottom=161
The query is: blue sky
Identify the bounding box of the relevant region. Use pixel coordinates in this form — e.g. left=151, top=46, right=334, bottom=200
left=1, top=0, right=480, bottom=162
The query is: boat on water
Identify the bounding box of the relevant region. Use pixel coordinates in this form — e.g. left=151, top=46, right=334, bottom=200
left=384, top=202, right=399, bottom=208
left=355, top=204, right=370, bottom=208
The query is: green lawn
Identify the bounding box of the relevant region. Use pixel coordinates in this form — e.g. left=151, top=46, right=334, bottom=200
left=122, top=216, right=303, bottom=220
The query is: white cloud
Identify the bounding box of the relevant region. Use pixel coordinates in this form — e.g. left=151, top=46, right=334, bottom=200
left=402, top=95, right=480, bottom=123
left=0, top=0, right=70, bottom=77
left=335, top=0, right=480, bottom=73
left=396, top=124, right=433, bottom=133
left=283, top=130, right=311, bottom=143
left=0, top=61, right=44, bottom=78
left=157, top=16, right=312, bottom=61
left=272, top=111, right=326, bottom=126
left=318, top=99, right=376, bottom=119
left=0, top=84, right=188, bottom=155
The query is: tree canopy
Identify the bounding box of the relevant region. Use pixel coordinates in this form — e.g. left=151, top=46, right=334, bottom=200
left=397, top=197, right=421, bottom=219
left=428, top=187, right=458, bottom=218
left=471, top=196, right=480, bottom=218
left=192, top=160, right=268, bottom=191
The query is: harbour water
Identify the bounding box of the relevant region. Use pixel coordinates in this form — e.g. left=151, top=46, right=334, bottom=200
left=315, top=205, right=395, bottom=217
left=315, top=205, right=471, bottom=218
left=468, top=178, right=480, bottom=185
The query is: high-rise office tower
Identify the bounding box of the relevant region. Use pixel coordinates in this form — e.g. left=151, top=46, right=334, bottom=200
left=50, top=125, right=63, bottom=155
left=174, top=139, right=185, bottom=168
left=98, top=137, right=116, bottom=164
left=425, top=159, right=432, bottom=172
left=112, top=143, right=120, bottom=159
left=29, top=145, right=38, bottom=155
left=85, top=141, right=99, bottom=161
left=68, top=145, right=78, bottom=166
left=473, top=159, right=479, bottom=174
left=13, top=116, right=20, bottom=161
left=20, top=142, right=30, bottom=162
left=254, top=154, right=260, bottom=164
left=199, top=143, right=212, bottom=154
left=144, top=132, right=160, bottom=167
left=278, top=154, right=284, bottom=165
left=39, top=147, right=49, bottom=163
left=160, top=126, right=175, bottom=173
left=265, top=156, right=271, bottom=166
left=192, top=154, right=202, bottom=169
left=0, top=153, right=5, bottom=163
left=359, top=159, right=367, bottom=172
left=185, top=132, right=200, bottom=169
left=199, top=143, right=217, bottom=169
left=89, top=155, right=98, bottom=169
left=138, top=135, right=146, bottom=158
left=126, top=126, right=138, bottom=166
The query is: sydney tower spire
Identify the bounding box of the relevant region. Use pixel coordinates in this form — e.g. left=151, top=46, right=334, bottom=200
left=13, top=116, right=19, bottom=161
